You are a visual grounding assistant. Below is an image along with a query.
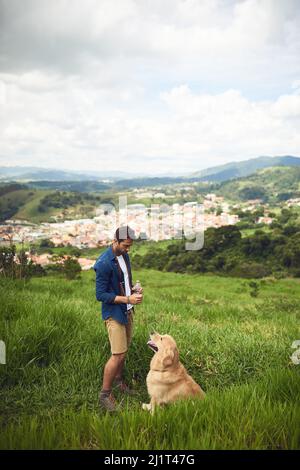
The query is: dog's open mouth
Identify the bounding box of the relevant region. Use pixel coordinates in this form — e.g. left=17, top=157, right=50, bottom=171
left=147, top=340, right=158, bottom=352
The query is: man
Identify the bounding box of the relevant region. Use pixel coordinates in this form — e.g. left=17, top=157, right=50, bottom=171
left=94, top=226, right=143, bottom=411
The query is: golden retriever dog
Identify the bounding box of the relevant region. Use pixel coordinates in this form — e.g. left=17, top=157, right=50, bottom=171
left=142, top=333, right=205, bottom=413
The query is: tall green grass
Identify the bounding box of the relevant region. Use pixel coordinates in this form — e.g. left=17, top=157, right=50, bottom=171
left=0, top=270, right=299, bottom=449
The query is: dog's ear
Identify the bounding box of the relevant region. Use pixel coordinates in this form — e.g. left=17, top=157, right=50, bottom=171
left=173, top=346, right=179, bottom=365
left=162, top=348, right=175, bottom=368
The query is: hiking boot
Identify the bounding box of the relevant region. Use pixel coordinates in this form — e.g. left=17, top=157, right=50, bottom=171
left=114, top=381, right=136, bottom=395
left=99, top=392, right=117, bottom=412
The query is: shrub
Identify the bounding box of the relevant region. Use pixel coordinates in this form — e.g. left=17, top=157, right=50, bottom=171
left=248, top=281, right=260, bottom=297
left=40, top=239, right=55, bottom=248
left=0, top=245, right=44, bottom=280
left=62, top=256, right=81, bottom=280
left=230, top=262, right=271, bottom=279
left=0, top=245, right=16, bottom=278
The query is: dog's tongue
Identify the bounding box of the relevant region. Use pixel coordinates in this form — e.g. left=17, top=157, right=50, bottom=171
left=147, top=340, right=158, bottom=352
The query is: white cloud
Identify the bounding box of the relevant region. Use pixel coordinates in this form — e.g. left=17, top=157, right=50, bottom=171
left=1, top=73, right=299, bottom=173
left=0, top=0, right=299, bottom=173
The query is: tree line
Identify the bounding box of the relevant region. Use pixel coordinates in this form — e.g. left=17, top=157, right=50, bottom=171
left=37, top=191, right=102, bottom=212
left=132, top=214, right=300, bottom=278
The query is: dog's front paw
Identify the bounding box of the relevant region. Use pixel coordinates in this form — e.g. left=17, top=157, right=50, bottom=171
left=142, top=403, right=151, bottom=411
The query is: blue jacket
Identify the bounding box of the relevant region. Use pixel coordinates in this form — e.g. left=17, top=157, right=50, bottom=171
left=93, top=246, right=133, bottom=324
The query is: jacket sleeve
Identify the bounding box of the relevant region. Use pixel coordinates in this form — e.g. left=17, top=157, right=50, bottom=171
left=94, top=260, right=117, bottom=304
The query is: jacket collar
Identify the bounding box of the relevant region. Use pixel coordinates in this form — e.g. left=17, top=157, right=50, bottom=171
left=108, top=245, right=116, bottom=260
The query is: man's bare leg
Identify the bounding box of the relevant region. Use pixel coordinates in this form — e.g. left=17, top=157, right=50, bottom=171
left=102, top=353, right=126, bottom=391
left=114, top=354, right=126, bottom=383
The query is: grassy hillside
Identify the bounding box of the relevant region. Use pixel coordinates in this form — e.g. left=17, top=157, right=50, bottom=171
left=14, top=189, right=65, bottom=223
left=218, top=166, right=300, bottom=203
left=0, top=188, right=54, bottom=223
left=0, top=186, right=120, bottom=223
left=0, top=270, right=299, bottom=449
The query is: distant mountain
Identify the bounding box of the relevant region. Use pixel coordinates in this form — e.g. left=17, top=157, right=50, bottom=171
left=25, top=177, right=192, bottom=191
left=12, top=169, right=99, bottom=182
left=190, top=156, right=300, bottom=182
left=0, top=166, right=94, bottom=181
left=0, top=166, right=150, bottom=182
left=1, top=155, right=300, bottom=187
left=0, top=166, right=46, bottom=177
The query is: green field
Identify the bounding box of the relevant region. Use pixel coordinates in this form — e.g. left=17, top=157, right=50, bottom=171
left=0, top=269, right=299, bottom=449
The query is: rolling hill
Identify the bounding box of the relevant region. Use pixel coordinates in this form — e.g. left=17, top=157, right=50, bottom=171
left=0, top=166, right=156, bottom=182
left=0, top=183, right=120, bottom=223
left=217, top=166, right=300, bottom=203
left=0, top=186, right=61, bottom=223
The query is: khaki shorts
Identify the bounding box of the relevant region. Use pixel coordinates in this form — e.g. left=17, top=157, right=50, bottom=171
left=105, top=310, right=134, bottom=355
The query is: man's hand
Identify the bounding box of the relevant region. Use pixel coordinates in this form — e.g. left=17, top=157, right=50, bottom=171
left=129, top=293, right=143, bottom=304
left=114, top=293, right=143, bottom=305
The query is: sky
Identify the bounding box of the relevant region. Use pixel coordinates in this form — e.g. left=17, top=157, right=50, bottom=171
left=0, top=0, right=300, bottom=175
